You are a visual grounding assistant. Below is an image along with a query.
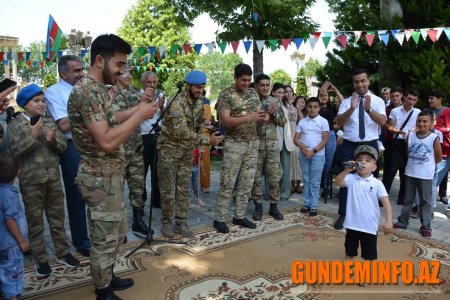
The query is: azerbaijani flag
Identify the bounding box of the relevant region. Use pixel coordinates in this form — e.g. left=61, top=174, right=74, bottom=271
left=46, top=14, right=62, bottom=63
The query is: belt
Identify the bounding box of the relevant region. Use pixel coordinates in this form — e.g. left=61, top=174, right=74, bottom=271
left=344, top=139, right=377, bottom=145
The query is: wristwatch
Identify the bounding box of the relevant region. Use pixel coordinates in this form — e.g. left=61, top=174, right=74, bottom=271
left=366, top=107, right=373, bottom=113
left=313, top=148, right=318, bottom=154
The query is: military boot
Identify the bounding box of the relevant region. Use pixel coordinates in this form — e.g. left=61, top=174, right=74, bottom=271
left=95, top=286, right=123, bottom=300
left=252, top=202, right=263, bottom=221
left=290, top=181, right=296, bottom=193
left=268, top=203, right=284, bottom=220
left=132, top=207, right=149, bottom=235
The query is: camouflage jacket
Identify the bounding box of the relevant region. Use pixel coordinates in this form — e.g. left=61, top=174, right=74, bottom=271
left=217, top=86, right=259, bottom=141
left=8, top=114, right=67, bottom=185
left=157, top=92, right=209, bottom=149
left=68, top=76, right=124, bottom=176
left=111, top=86, right=142, bottom=155
left=256, top=95, right=286, bottom=142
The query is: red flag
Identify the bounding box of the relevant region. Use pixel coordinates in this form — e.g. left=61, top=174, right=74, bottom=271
left=46, top=14, right=63, bottom=62
left=365, top=34, right=375, bottom=46
left=337, top=36, right=348, bottom=48
left=231, top=41, right=240, bottom=53
left=281, top=39, right=291, bottom=50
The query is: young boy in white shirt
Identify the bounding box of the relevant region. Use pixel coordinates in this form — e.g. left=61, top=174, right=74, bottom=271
left=335, top=145, right=393, bottom=260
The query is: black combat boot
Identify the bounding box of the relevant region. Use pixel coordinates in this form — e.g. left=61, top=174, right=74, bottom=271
left=95, top=286, right=123, bottom=300
left=132, top=207, right=149, bottom=234
left=268, top=203, right=284, bottom=220
left=253, top=202, right=263, bottom=221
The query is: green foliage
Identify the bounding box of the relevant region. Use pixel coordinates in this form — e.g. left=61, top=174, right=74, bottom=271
left=196, top=53, right=242, bottom=100
left=43, top=73, right=57, bottom=89
left=16, top=41, right=56, bottom=85
left=270, top=69, right=291, bottom=86
left=296, top=58, right=323, bottom=96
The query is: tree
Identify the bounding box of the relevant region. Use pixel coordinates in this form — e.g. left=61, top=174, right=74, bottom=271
left=319, top=0, right=450, bottom=104
left=295, top=58, right=322, bottom=96
left=17, top=41, right=56, bottom=85
left=270, top=69, right=291, bottom=86
left=196, top=52, right=243, bottom=100
left=169, top=0, right=317, bottom=77
left=118, top=0, right=193, bottom=92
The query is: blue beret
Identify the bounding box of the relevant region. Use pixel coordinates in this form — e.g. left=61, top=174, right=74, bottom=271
left=17, top=84, right=43, bottom=108
left=185, top=70, right=206, bottom=85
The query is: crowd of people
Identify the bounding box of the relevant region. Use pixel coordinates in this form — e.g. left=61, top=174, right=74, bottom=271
left=0, top=33, right=448, bottom=300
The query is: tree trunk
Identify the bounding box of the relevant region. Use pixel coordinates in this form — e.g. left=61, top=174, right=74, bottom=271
left=253, top=41, right=264, bottom=79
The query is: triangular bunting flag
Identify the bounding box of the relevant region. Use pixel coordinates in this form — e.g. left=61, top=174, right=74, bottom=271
left=337, top=35, right=347, bottom=48
left=411, top=31, right=420, bottom=44
left=148, top=46, right=156, bottom=58
left=217, top=42, right=227, bottom=54
left=58, top=50, right=64, bottom=57
left=255, top=40, right=265, bottom=52
left=427, top=29, right=437, bottom=42
left=17, top=52, right=23, bottom=61
left=25, top=52, right=31, bottom=61
left=40, top=61, right=45, bottom=67
left=178, top=48, right=183, bottom=56
left=136, top=66, right=140, bottom=72
left=80, top=49, right=87, bottom=58
left=3, top=60, right=8, bottom=66
left=420, top=29, right=428, bottom=40
left=6, top=52, right=11, bottom=60
left=267, top=39, right=278, bottom=51
left=404, top=29, right=412, bottom=41
left=243, top=40, right=252, bottom=53
left=252, top=11, right=259, bottom=24
left=379, top=33, right=390, bottom=46
left=143, top=57, right=148, bottom=63
left=159, top=46, right=166, bottom=58
left=444, top=28, right=450, bottom=41
left=322, top=36, right=331, bottom=48
left=170, top=45, right=178, bottom=56
left=365, top=34, right=375, bottom=46
left=155, top=67, right=159, bottom=72
left=309, top=37, right=317, bottom=50
left=137, top=47, right=145, bottom=57
left=206, top=43, right=214, bottom=53
left=394, top=32, right=405, bottom=45
left=33, top=61, right=38, bottom=67
left=436, top=28, right=443, bottom=40
left=183, top=44, right=191, bottom=54
left=281, top=39, right=291, bottom=50
left=354, top=31, right=362, bottom=42
left=313, top=32, right=321, bottom=39
left=26, top=61, right=31, bottom=68
left=194, top=44, right=202, bottom=54
left=293, top=38, right=303, bottom=49
left=0, top=53, right=3, bottom=61
left=41, top=52, right=47, bottom=60
left=391, top=29, right=400, bottom=41
left=231, top=41, right=240, bottom=54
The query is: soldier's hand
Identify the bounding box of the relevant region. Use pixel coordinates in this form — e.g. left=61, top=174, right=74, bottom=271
left=140, top=87, right=155, bottom=103
left=46, top=127, right=56, bottom=143
left=29, top=117, right=43, bottom=139
left=252, top=109, right=268, bottom=122
left=108, top=86, right=117, bottom=101
left=267, top=103, right=275, bottom=115
left=209, top=131, right=224, bottom=146
left=139, top=101, right=159, bottom=120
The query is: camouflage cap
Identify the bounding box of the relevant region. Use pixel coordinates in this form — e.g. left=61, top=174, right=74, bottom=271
left=354, top=145, right=378, bottom=160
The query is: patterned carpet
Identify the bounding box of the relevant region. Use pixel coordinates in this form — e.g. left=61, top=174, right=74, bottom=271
left=22, top=208, right=450, bottom=299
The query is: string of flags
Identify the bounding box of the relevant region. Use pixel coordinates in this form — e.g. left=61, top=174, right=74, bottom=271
left=1, top=27, right=448, bottom=71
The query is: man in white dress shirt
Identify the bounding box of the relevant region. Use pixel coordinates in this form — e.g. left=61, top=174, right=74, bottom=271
left=44, top=55, right=90, bottom=256
left=140, top=71, right=165, bottom=209
left=333, top=68, right=387, bottom=230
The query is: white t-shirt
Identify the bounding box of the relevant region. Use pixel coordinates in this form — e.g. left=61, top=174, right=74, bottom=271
left=295, top=114, right=329, bottom=155
left=343, top=173, right=388, bottom=235
left=405, top=131, right=438, bottom=180
left=338, top=92, right=386, bottom=142
left=389, top=105, right=420, bottom=140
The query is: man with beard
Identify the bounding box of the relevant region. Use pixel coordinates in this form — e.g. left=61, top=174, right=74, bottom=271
left=334, top=68, right=386, bottom=230
left=158, top=70, right=224, bottom=239
left=68, top=34, right=158, bottom=300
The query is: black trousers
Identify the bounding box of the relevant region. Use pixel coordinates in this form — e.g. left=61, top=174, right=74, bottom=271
left=381, top=139, right=406, bottom=199
left=142, top=133, right=161, bottom=207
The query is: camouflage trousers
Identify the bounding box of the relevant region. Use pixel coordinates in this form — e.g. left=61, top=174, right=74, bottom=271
left=250, top=139, right=282, bottom=203
left=157, top=146, right=192, bottom=224
left=124, top=151, right=145, bottom=209
left=20, top=179, right=70, bottom=263
left=76, top=173, right=127, bottom=289
left=215, top=137, right=259, bottom=222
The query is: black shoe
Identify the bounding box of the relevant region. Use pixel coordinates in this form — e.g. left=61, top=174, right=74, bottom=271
left=309, top=209, right=318, bottom=217
left=132, top=207, right=149, bottom=235
left=35, top=262, right=52, bottom=277
left=268, top=203, right=284, bottom=220
left=441, top=197, right=449, bottom=205
left=300, top=207, right=310, bottom=214
left=232, top=217, right=256, bottom=229
left=110, top=275, right=134, bottom=291
left=320, top=187, right=329, bottom=198
left=78, top=248, right=90, bottom=257
left=253, top=202, right=263, bottom=221
left=213, top=220, right=229, bottom=234
left=57, top=253, right=80, bottom=268
left=333, top=215, right=345, bottom=230
left=95, top=286, right=123, bottom=300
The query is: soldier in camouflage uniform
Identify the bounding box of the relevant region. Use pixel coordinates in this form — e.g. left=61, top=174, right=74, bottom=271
left=111, top=71, right=149, bottom=235
left=8, top=84, right=80, bottom=277
left=213, top=64, right=268, bottom=234
left=68, top=34, right=158, bottom=300
left=158, top=70, right=223, bottom=239
left=250, top=74, right=286, bottom=221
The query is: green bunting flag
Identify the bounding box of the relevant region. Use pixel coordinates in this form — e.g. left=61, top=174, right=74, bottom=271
left=218, top=42, right=227, bottom=54
left=411, top=31, right=420, bottom=44
left=267, top=39, right=278, bottom=51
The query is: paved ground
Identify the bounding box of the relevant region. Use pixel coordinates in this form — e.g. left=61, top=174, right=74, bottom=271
left=31, top=159, right=450, bottom=266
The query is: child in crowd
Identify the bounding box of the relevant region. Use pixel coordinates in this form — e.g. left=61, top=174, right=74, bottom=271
left=8, top=84, right=80, bottom=277
left=294, top=97, right=329, bottom=216
left=335, top=145, right=392, bottom=262
left=394, top=110, right=442, bottom=238
left=0, top=153, right=29, bottom=300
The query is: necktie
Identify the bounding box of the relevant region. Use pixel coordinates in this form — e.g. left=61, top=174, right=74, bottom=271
left=359, top=96, right=365, bottom=140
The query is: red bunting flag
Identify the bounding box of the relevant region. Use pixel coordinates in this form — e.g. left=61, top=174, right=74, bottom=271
left=313, top=32, right=321, bottom=39
left=46, top=15, right=63, bottom=62
left=281, top=39, right=291, bottom=50
left=183, top=44, right=191, bottom=54
left=17, top=52, right=23, bottom=61
left=26, top=61, right=31, bottom=68
left=427, top=29, right=437, bottom=42
left=365, top=34, right=375, bottom=46
left=0, top=52, right=3, bottom=61
left=337, top=36, right=348, bottom=48
left=231, top=41, right=240, bottom=53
